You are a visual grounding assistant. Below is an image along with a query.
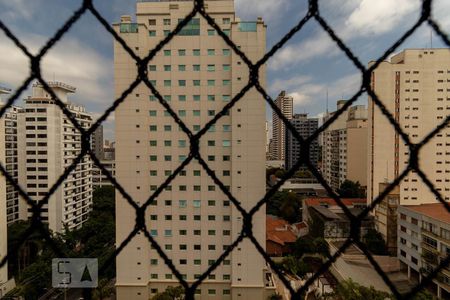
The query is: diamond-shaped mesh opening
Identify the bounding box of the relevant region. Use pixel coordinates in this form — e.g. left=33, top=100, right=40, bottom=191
left=0, top=0, right=449, bottom=299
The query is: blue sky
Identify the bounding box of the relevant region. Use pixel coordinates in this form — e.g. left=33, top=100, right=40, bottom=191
left=1, top=0, right=449, bottom=139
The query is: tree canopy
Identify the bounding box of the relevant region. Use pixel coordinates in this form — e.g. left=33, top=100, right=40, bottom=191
left=337, top=180, right=365, bottom=198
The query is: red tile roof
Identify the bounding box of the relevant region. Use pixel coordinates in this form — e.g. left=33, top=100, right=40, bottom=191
left=404, top=203, right=450, bottom=223
left=294, top=222, right=307, bottom=230
left=304, top=197, right=367, bottom=207
left=266, top=215, right=297, bottom=246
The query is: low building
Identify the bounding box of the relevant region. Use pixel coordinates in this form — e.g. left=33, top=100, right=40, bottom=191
left=92, top=160, right=116, bottom=188
left=266, top=215, right=307, bottom=257
left=303, top=198, right=373, bottom=239
left=279, top=179, right=326, bottom=198
left=398, top=203, right=450, bottom=299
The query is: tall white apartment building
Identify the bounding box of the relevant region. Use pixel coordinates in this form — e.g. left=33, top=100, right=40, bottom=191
left=114, top=1, right=268, bottom=299
left=0, top=86, right=18, bottom=297
left=322, top=100, right=368, bottom=191
left=271, top=91, right=293, bottom=161
left=368, top=49, right=450, bottom=245
left=17, top=82, right=93, bottom=233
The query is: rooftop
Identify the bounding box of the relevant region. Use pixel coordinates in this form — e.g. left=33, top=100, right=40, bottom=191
left=266, top=215, right=297, bottom=246
left=304, top=197, right=367, bottom=207
left=404, top=202, right=450, bottom=223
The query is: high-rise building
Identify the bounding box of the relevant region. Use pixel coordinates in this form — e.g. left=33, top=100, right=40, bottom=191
left=114, top=1, right=269, bottom=299
left=0, top=86, right=17, bottom=297
left=270, top=91, right=293, bottom=161
left=322, top=101, right=368, bottom=191
left=17, top=82, right=93, bottom=233
left=368, top=49, right=450, bottom=247
left=0, top=88, right=20, bottom=225
left=285, top=113, right=319, bottom=171
left=91, top=125, right=104, bottom=160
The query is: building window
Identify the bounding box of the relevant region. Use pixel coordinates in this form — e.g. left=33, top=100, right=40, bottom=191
left=208, top=80, right=215, bottom=86
left=223, top=49, right=230, bottom=56
left=193, top=80, right=200, bottom=86
left=193, top=49, right=200, bottom=56
left=163, top=19, right=171, bottom=25
left=207, top=64, right=215, bottom=72
left=207, top=49, right=215, bottom=56
left=149, top=30, right=156, bottom=36
left=193, top=64, right=200, bottom=71
left=208, top=95, right=215, bottom=101
left=149, top=65, right=156, bottom=71
left=207, top=29, right=215, bottom=36
left=223, top=18, right=231, bottom=24
left=164, top=80, right=171, bottom=87
left=223, top=80, right=231, bottom=86
left=164, top=50, right=171, bottom=56
left=193, top=95, right=200, bottom=101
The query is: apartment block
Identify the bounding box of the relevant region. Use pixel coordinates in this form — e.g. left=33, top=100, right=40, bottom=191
left=368, top=49, right=450, bottom=245
left=398, top=203, right=450, bottom=299
left=114, top=1, right=268, bottom=299
left=270, top=91, right=293, bottom=161
left=18, top=82, right=93, bottom=233
left=92, top=160, right=116, bottom=188
left=91, top=125, right=104, bottom=160
left=322, top=101, right=368, bottom=191
left=0, top=86, right=18, bottom=297
left=285, top=113, right=319, bottom=171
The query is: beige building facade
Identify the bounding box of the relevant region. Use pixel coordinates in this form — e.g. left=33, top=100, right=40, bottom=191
left=270, top=91, right=293, bottom=161
left=0, top=86, right=18, bottom=297
left=17, top=82, right=93, bottom=233
left=114, top=1, right=268, bottom=299
left=322, top=101, right=368, bottom=191
left=368, top=49, right=450, bottom=243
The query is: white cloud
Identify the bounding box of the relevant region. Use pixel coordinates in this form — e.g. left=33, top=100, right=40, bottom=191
left=289, top=92, right=310, bottom=106
left=268, top=31, right=338, bottom=71
left=269, top=75, right=312, bottom=94
left=0, top=0, right=37, bottom=20
left=433, top=0, right=450, bottom=29
left=0, top=32, right=113, bottom=107
left=235, top=0, right=291, bottom=22
left=345, top=0, right=420, bottom=36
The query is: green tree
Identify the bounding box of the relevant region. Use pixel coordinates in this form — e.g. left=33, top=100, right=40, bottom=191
left=93, top=278, right=115, bottom=300
left=363, top=229, right=387, bottom=255
left=266, top=191, right=301, bottom=223
left=338, top=180, right=365, bottom=198
left=151, top=286, right=185, bottom=300
left=294, top=170, right=313, bottom=178
left=331, top=279, right=392, bottom=300
left=313, top=237, right=330, bottom=258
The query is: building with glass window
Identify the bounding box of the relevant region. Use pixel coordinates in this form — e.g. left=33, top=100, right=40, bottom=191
left=114, top=1, right=270, bottom=299
left=0, top=86, right=18, bottom=297
left=368, top=49, right=450, bottom=249
left=285, top=113, right=319, bottom=171
left=17, top=82, right=93, bottom=233
left=321, top=101, right=368, bottom=191
left=397, top=203, right=450, bottom=299
left=270, top=91, right=293, bottom=161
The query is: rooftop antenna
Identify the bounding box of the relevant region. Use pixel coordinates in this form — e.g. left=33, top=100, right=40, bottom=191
left=326, top=89, right=329, bottom=114
left=430, top=28, right=433, bottom=49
